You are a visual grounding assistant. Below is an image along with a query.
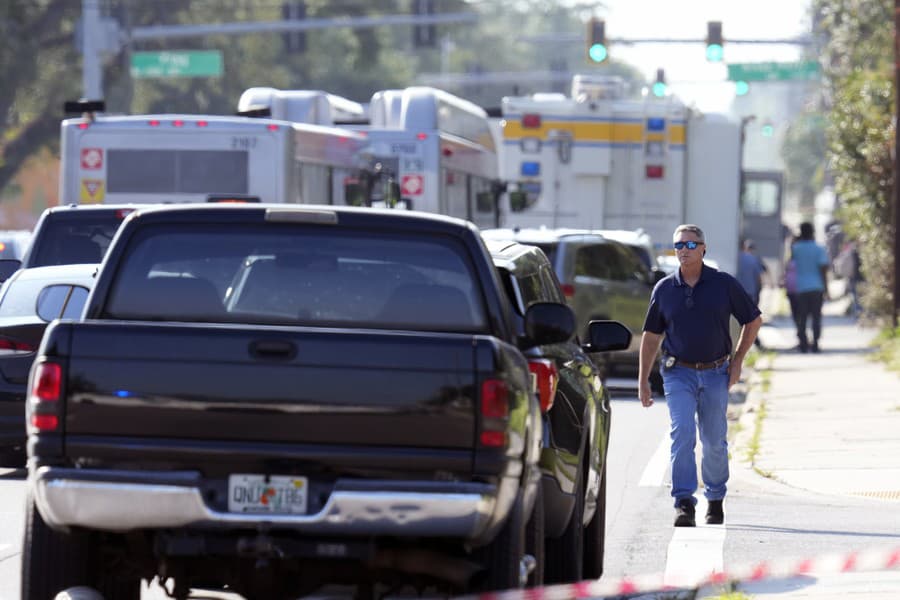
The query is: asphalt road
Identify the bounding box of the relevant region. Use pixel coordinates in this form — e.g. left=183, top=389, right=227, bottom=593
left=0, top=386, right=898, bottom=599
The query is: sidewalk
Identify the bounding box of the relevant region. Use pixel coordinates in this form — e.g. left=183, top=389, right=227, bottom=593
left=739, top=290, right=900, bottom=501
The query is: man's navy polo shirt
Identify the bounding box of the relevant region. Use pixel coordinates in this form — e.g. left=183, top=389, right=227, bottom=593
left=643, top=264, right=761, bottom=363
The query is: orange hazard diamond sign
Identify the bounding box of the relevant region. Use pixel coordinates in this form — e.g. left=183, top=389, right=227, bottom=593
left=401, top=174, right=424, bottom=196
left=80, top=179, right=105, bottom=204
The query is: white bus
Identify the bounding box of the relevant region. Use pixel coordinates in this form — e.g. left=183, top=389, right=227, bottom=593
left=59, top=103, right=373, bottom=206
left=237, top=87, right=503, bottom=228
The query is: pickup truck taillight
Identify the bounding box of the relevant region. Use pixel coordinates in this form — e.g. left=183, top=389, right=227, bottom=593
left=529, top=359, right=559, bottom=413
left=479, top=379, right=509, bottom=447
left=0, top=337, right=35, bottom=352
left=29, top=362, right=61, bottom=432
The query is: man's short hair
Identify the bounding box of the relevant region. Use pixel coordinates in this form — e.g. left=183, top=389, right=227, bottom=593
left=799, top=222, right=814, bottom=239
left=673, top=224, right=705, bottom=243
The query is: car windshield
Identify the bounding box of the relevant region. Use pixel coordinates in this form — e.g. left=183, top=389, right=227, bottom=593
left=104, top=223, right=488, bottom=332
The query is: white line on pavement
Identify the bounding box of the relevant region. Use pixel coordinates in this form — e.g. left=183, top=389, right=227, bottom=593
left=638, top=433, right=670, bottom=487
left=664, top=518, right=726, bottom=588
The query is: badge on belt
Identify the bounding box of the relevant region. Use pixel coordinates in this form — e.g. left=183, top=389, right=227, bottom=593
left=665, top=356, right=676, bottom=368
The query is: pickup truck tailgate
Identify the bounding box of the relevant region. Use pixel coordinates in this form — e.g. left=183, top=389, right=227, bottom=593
left=63, top=322, right=477, bottom=449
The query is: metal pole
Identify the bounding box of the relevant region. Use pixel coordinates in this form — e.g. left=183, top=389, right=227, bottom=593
left=894, top=0, right=900, bottom=327
left=82, top=0, right=103, bottom=99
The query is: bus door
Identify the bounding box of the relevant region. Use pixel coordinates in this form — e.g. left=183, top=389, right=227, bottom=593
left=740, top=170, right=784, bottom=269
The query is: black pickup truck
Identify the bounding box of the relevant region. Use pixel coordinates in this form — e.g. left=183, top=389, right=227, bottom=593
left=22, top=204, right=593, bottom=599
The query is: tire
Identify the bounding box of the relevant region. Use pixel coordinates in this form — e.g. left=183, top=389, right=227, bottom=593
left=583, top=462, right=607, bottom=579
left=476, top=491, right=526, bottom=591
left=544, top=462, right=584, bottom=584
left=524, top=483, right=544, bottom=587
left=21, top=491, right=91, bottom=600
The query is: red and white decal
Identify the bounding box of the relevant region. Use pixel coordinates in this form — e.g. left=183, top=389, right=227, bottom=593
left=80, top=148, right=103, bottom=170
left=401, top=174, right=424, bottom=196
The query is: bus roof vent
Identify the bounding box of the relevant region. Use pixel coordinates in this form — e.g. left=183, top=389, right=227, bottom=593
left=237, top=88, right=366, bottom=126
left=571, top=75, right=626, bottom=101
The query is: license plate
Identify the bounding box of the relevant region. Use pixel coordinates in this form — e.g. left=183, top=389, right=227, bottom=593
left=228, top=474, right=308, bottom=515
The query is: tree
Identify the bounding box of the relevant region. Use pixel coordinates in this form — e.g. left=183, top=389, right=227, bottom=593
left=814, top=0, right=894, bottom=317
left=0, top=1, right=82, bottom=194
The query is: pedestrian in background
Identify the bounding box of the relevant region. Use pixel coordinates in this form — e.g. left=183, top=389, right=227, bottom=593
left=792, top=222, right=829, bottom=353
left=736, top=239, right=768, bottom=349
left=638, top=224, right=762, bottom=527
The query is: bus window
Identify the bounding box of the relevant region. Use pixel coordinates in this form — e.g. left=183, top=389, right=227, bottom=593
left=107, top=149, right=249, bottom=195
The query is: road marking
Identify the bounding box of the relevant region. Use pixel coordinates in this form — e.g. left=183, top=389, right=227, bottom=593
left=664, top=518, right=726, bottom=588
left=638, top=433, right=670, bottom=487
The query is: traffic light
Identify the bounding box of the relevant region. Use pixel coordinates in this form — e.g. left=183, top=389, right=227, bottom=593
left=413, top=0, right=436, bottom=48
left=281, top=1, right=307, bottom=53
left=652, top=68, right=667, bottom=97
left=761, top=122, right=775, bottom=137
left=586, top=18, right=608, bottom=63
left=705, top=21, right=723, bottom=62
left=735, top=80, right=750, bottom=96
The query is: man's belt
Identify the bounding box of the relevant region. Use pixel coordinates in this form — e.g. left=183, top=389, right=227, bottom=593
left=665, top=355, right=729, bottom=370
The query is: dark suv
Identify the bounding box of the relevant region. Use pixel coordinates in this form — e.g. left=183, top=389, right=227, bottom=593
left=482, top=229, right=660, bottom=388
left=485, top=238, right=631, bottom=584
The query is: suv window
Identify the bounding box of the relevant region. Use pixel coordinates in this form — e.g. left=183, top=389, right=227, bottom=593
left=514, top=264, right=564, bottom=312
left=614, top=243, right=651, bottom=283
left=28, top=212, right=127, bottom=267
left=576, top=243, right=631, bottom=281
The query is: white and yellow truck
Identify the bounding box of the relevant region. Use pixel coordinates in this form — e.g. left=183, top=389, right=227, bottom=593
left=496, top=75, right=782, bottom=276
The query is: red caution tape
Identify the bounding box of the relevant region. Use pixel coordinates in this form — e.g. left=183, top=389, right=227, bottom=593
left=455, top=545, right=900, bottom=600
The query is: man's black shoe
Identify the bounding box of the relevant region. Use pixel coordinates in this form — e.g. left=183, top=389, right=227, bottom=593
left=706, top=500, right=724, bottom=525
left=674, top=498, right=696, bottom=527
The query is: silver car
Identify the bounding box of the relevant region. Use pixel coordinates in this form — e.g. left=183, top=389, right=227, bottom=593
left=482, top=228, right=662, bottom=388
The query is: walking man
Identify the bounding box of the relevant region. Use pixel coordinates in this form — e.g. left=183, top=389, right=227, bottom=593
left=792, top=222, right=829, bottom=352
left=736, top=239, right=768, bottom=348
left=638, top=225, right=762, bottom=527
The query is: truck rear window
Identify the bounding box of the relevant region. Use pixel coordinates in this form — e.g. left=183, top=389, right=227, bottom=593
left=104, top=224, right=487, bottom=332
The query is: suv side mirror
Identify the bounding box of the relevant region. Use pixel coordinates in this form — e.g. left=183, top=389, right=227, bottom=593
left=524, top=302, right=575, bottom=346
left=651, top=268, right=667, bottom=285
left=0, top=259, right=21, bottom=283
left=583, top=320, right=632, bottom=353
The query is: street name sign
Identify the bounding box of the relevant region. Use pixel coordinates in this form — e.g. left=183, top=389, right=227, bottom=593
left=131, top=50, right=223, bottom=78
left=727, top=61, right=820, bottom=82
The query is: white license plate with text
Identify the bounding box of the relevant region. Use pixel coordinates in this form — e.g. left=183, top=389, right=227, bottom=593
left=227, top=474, right=308, bottom=515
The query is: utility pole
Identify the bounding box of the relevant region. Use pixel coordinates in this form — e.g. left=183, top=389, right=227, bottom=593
left=894, top=0, right=900, bottom=327
left=82, top=0, right=103, bottom=100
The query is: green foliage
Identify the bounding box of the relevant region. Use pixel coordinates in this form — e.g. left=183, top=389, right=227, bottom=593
left=781, top=111, right=826, bottom=213
left=814, top=0, right=894, bottom=319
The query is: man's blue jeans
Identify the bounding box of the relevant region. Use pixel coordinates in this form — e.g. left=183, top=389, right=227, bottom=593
left=662, top=361, right=730, bottom=507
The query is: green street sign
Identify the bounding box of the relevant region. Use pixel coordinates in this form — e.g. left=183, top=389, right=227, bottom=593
left=130, top=50, right=223, bottom=78
left=727, top=61, right=820, bottom=82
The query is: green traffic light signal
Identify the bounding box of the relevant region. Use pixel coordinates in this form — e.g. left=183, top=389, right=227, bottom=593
left=589, top=43, right=608, bottom=63
left=705, top=21, right=723, bottom=62
left=761, top=124, right=774, bottom=137
left=705, top=43, right=724, bottom=62
left=652, top=82, right=667, bottom=97
left=735, top=80, right=749, bottom=96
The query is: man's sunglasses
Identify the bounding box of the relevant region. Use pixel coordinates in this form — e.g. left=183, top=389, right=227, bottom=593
left=673, top=241, right=704, bottom=250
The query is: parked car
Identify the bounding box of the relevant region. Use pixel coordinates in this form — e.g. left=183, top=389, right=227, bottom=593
left=482, top=228, right=661, bottom=390
left=0, top=264, right=97, bottom=466
left=22, top=204, right=591, bottom=599
left=485, top=237, right=631, bottom=583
